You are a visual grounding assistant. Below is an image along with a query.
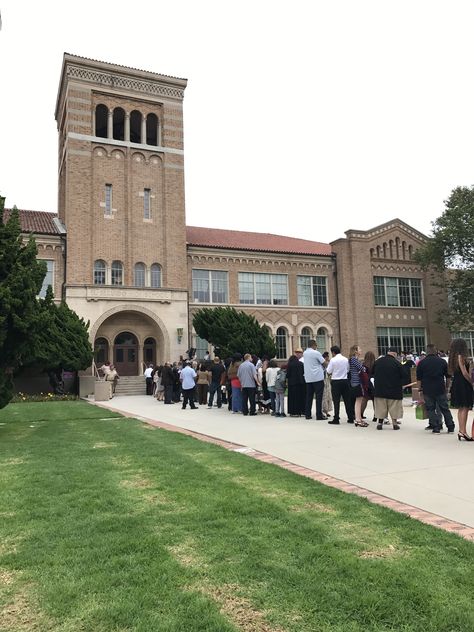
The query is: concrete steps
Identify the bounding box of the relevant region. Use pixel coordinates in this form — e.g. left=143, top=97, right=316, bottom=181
left=114, top=375, right=146, bottom=396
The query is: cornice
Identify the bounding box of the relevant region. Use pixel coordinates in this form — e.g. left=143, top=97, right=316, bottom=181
left=187, top=251, right=334, bottom=270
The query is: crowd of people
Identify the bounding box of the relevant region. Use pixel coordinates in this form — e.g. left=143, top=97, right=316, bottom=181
left=129, top=337, right=473, bottom=441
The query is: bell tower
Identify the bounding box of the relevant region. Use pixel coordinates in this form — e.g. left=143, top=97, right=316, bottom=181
left=55, top=54, right=189, bottom=366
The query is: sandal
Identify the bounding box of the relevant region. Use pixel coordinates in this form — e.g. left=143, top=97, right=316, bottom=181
left=355, top=421, right=369, bottom=427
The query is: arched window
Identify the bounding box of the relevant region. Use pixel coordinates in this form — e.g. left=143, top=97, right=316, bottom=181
left=134, top=262, right=146, bottom=287
left=113, top=107, right=125, bottom=141
left=316, top=327, right=328, bottom=352
left=130, top=110, right=142, bottom=143
left=300, top=326, right=312, bottom=350
left=144, top=337, right=156, bottom=365
left=95, top=104, right=108, bottom=138
left=94, top=337, right=109, bottom=364
left=150, top=263, right=162, bottom=288
left=111, top=261, right=123, bottom=286
left=94, top=260, right=106, bottom=285
left=146, top=113, right=158, bottom=146
left=276, top=327, right=288, bottom=360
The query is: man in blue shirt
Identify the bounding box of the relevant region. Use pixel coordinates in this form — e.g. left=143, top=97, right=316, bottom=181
left=303, top=340, right=325, bottom=420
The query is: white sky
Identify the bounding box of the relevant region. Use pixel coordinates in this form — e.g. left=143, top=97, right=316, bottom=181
left=1, top=0, right=473, bottom=243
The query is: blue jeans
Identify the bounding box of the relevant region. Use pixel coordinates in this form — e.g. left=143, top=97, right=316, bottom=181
left=231, top=386, right=242, bottom=412
left=423, top=392, right=454, bottom=431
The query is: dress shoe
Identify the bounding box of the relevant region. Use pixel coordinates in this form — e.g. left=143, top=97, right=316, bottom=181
left=328, top=420, right=340, bottom=425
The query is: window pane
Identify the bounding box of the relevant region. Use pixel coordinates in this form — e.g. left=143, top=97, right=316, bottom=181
left=134, top=263, right=145, bottom=287
left=398, top=278, right=411, bottom=307
left=39, top=260, right=54, bottom=298
left=255, top=274, right=271, bottom=305
left=410, top=279, right=423, bottom=307
left=300, top=327, right=312, bottom=349
left=271, top=274, right=288, bottom=305
left=94, top=260, right=106, bottom=285
left=144, top=188, right=151, bottom=220
left=316, top=327, right=327, bottom=351
left=312, top=277, right=327, bottom=306
left=385, top=278, right=398, bottom=306
left=192, top=269, right=210, bottom=302
left=151, top=264, right=161, bottom=288
left=195, top=335, right=209, bottom=359
left=373, top=277, right=385, bottom=306
left=111, top=261, right=123, bottom=286
left=239, top=273, right=254, bottom=304
left=297, top=276, right=313, bottom=306
left=211, top=270, right=228, bottom=303
left=276, top=327, right=287, bottom=359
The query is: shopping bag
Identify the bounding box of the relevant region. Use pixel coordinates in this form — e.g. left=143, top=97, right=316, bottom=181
left=415, top=403, right=428, bottom=420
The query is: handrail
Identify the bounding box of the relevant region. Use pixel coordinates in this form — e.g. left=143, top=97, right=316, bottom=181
left=140, top=361, right=147, bottom=375
left=92, top=359, right=101, bottom=380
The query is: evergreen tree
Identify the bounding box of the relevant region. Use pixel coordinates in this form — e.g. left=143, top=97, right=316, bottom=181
left=193, top=306, right=277, bottom=359
left=415, top=186, right=474, bottom=330
left=0, top=201, right=46, bottom=407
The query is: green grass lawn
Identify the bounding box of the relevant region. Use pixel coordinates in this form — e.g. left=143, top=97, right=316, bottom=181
left=0, top=401, right=473, bottom=632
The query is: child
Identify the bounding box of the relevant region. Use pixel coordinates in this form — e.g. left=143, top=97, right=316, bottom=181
left=274, top=366, right=287, bottom=418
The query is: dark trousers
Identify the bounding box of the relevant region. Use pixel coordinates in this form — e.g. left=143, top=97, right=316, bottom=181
left=197, top=383, right=208, bottom=405
left=146, top=377, right=153, bottom=395
left=182, top=387, right=197, bottom=409
left=424, top=393, right=454, bottom=431
left=164, top=384, right=173, bottom=404
left=305, top=380, right=324, bottom=419
left=242, top=387, right=257, bottom=415
left=208, top=382, right=222, bottom=407
left=331, top=379, right=354, bottom=421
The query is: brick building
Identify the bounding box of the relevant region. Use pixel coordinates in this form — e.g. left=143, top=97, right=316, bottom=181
left=10, top=54, right=459, bottom=377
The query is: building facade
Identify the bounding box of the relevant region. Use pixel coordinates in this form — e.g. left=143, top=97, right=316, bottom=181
left=10, top=54, right=459, bottom=375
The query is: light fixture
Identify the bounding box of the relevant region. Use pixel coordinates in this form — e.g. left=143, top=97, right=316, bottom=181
left=176, top=327, right=184, bottom=344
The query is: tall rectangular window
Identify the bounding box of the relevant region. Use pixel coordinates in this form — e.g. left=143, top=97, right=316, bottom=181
left=38, top=260, right=54, bottom=298
left=376, top=327, right=426, bottom=355
left=192, top=270, right=228, bottom=303
left=105, top=184, right=112, bottom=216
left=238, top=273, right=288, bottom=305
left=373, top=277, right=424, bottom=308
left=297, top=276, right=327, bottom=306
left=144, top=188, right=151, bottom=220
left=453, top=331, right=474, bottom=357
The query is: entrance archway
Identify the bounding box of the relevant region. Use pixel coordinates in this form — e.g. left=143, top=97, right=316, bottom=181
left=114, top=332, right=138, bottom=376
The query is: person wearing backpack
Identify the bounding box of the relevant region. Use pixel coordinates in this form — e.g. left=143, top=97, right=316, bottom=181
left=274, top=366, right=287, bottom=418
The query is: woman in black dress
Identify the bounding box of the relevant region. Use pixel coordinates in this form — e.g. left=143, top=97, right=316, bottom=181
left=448, top=338, right=473, bottom=441
left=286, top=354, right=305, bottom=416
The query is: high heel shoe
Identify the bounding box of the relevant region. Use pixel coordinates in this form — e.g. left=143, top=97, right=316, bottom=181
left=457, top=432, right=473, bottom=442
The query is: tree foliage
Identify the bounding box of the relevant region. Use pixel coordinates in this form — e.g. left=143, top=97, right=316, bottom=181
left=0, top=202, right=46, bottom=407
left=193, top=306, right=277, bottom=359
left=415, top=186, right=474, bottom=330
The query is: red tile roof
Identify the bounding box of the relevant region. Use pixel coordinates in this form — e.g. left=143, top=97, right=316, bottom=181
left=3, top=209, right=61, bottom=235
left=187, top=226, right=332, bottom=256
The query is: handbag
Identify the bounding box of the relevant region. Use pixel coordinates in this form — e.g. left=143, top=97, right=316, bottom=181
left=415, top=402, right=428, bottom=420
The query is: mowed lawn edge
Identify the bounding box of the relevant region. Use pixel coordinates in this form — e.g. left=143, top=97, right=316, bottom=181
left=0, top=401, right=473, bottom=632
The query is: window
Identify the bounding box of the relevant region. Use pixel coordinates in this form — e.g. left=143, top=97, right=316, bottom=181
left=276, top=327, right=288, bottom=359
left=300, top=326, right=312, bottom=349
left=134, top=262, right=145, bottom=287
left=195, top=335, right=209, bottom=360
left=151, top=263, right=162, bottom=288
left=105, top=184, right=112, bottom=216
left=130, top=110, right=142, bottom=143
left=94, top=260, right=106, bottom=285
left=376, top=327, right=426, bottom=356
left=113, top=107, right=125, bottom=141
left=452, top=331, right=474, bottom=357
left=94, top=338, right=109, bottom=364
left=297, top=276, right=327, bottom=306
left=95, top=104, right=108, bottom=138
left=111, top=261, right=123, bottom=286
left=192, top=270, right=228, bottom=303
left=146, top=113, right=158, bottom=146
left=373, top=277, right=423, bottom=308
left=316, top=327, right=328, bottom=351
left=144, top=188, right=151, bottom=220
left=39, top=260, right=54, bottom=298
left=238, top=273, right=288, bottom=305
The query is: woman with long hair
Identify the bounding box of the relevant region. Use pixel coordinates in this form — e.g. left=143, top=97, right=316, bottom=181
left=448, top=338, right=473, bottom=441
left=349, top=344, right=364, bottom=426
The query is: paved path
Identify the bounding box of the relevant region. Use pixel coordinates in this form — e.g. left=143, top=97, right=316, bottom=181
left=92, top=396, right=474, bottom=534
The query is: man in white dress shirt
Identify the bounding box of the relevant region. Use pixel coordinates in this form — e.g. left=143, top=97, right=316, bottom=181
left=326, top=345, right=354, bottom=424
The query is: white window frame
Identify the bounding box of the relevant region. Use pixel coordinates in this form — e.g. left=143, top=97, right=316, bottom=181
left=192, top=269, right=228, bottom=304
left=297, top=275, right=328, bottom=307
left=38, top=260, right=54, bottom=298
left=373, top=276, right=424, bottom=308
left=238, top=272, right=289, bottom=305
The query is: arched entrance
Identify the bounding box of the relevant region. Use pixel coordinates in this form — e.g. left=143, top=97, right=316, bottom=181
left=143, top=337, right=156, bottom=366
left=114, top=332, right=138, bottom=376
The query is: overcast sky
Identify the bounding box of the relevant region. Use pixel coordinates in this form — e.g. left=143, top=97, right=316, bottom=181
left=1, top=0, right=473, bottom=243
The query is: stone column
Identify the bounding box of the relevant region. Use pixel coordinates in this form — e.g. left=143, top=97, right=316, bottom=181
left=125, top=113, right=130, bottom=142
left=92, top=108, right=96, bottom=136
left=107, top=109, right=113, bottom=139
left=141, top=117, right=147, bottom=145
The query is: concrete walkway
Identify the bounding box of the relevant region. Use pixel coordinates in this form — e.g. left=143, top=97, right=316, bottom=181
left=92, top=396, right=474, bottom=531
